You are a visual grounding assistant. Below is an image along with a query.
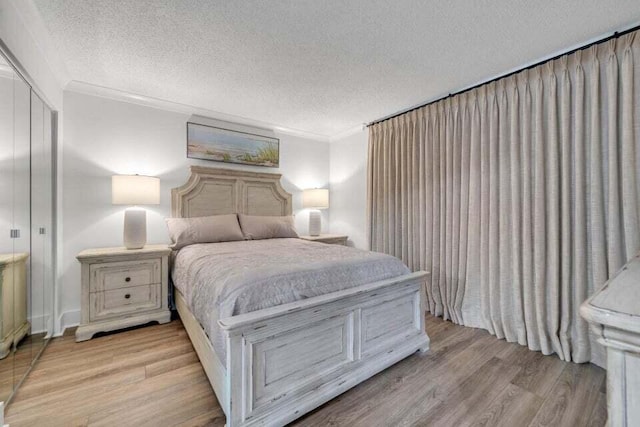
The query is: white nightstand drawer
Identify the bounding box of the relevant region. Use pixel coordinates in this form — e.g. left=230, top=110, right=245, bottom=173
left=90, top=259, right=161, bottom=292
left=90, top=284, right=161, bottom=322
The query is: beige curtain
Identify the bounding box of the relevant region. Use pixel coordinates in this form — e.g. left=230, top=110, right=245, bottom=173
left=367, top=32, right=640, bottom=363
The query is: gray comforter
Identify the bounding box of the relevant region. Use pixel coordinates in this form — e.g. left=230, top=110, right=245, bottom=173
left=172, top=238, right=410, bottom=364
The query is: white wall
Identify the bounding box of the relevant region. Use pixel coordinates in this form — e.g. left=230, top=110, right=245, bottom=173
left=60, top=91, right=330, bottom=329
left=329, top=129, right=368, bottom=249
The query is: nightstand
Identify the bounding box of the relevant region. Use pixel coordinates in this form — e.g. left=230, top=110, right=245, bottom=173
left=75, top=245, right=171, bottom=342
left=299, top=234, right=348, bottom=245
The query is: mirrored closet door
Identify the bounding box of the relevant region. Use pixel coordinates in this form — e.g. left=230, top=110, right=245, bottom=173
left=0, top=48, right=55, bottom=405
left=30, top=92, right=54, bottom=366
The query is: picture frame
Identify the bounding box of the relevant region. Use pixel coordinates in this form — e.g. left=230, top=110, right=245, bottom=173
left=187, top=122, right=280, bottom=167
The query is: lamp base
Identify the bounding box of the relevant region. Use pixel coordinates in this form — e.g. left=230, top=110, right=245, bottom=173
left=308, top=210, right=322, bottom=236
left=123, top=208, right=147, bottom=249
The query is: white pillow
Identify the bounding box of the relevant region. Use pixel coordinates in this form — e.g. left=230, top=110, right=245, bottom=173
left=165, top=214, right=244, bottom=250
left=238, top=214, right=299, bottom=240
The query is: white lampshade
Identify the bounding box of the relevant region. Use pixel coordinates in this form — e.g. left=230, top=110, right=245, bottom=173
left=112, top=175, right=160, bottom=205
left=303, top=188, right=329, bottom=209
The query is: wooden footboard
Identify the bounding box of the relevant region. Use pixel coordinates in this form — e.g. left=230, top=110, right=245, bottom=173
left=177, top=271, right=429, bottom=426
left=216, top=271, right=430, bottom=427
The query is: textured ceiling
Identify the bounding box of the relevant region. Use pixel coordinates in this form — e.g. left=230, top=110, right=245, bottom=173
left=34, top=0, right=640, bottom=138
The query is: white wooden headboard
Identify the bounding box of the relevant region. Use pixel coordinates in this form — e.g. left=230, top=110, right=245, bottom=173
left=171, top=166, right=292, bottom=218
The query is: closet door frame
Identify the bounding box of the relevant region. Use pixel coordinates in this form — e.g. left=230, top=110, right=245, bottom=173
left=0, top=38, right=58, bottom=406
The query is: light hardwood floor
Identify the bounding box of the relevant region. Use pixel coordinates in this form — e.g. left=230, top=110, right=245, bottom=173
left=5, top=315, right=606, bottom=426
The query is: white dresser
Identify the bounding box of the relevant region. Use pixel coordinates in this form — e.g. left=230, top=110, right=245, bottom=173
left=581, top=252, right=640, bottom=427
left=0, top=253, right=30, bottom=359
left=75, top=245, right=171, bottom=342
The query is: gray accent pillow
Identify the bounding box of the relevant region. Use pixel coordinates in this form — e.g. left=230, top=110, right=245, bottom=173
left=238, top=214, right=299, bottom=240
left=165, top=214, right=244, bottom=249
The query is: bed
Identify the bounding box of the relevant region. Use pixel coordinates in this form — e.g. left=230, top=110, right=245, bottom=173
left=171, top=166, right=430, bottom=427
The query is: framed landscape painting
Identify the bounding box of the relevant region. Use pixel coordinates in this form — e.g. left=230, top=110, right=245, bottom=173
left=187, top=122, right=280, bottom=167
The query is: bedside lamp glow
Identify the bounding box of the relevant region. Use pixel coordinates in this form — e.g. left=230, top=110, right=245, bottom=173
left=112, top=175, right=160, bottom=249
left=302, top=188, right=329, bottom=236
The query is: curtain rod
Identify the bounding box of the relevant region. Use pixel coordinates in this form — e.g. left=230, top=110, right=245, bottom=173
left=367, top=22, right=640, bottom=128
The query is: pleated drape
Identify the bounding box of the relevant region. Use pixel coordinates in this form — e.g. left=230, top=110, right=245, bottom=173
left=366, top=32, right=640, bottom=363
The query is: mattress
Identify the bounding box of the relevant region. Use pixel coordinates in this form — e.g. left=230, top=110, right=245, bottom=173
left=171, top=238, right=410, bottom=364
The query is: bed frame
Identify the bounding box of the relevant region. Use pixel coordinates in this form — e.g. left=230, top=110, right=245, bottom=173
left=171, top=166, right=430, bottom=427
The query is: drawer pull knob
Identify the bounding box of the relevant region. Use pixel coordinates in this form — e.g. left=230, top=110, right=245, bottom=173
left=124, top=293, right=131, bottom=299
left=125, top=277, right=131, bottom=282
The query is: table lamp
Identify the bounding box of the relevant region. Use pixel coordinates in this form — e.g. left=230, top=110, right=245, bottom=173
left=112, top=175, right=160, bottom=249
left=302, top=188, right=329, bottom=236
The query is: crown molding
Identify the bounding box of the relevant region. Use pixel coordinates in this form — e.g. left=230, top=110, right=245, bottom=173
left=329, top=124, right=367, bottom=143
left=64, top=80, right=331, bottom=143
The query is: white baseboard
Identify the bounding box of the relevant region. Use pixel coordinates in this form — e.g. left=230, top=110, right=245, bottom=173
left=29, top=313, right=53, bottom=336
left=55, top=310, right=80, bottom=337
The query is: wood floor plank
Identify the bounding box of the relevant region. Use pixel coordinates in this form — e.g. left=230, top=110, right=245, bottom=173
left=7, top=367, right=147, bottom=424
left=528, top=362, right=606, bottom=427
left=471, top=383, right=543, bottom=427
left=17, top=341, right=195, bottom=400
left=174, top=410, right=226, bottom=427
left=74, top=363, right=208, bottom=422
left=586, top=391, right=608, bottom=427
left=39, top=326, right=183, bottom=362
left=88, top=377, right=217, bottom=427
left=417, top=356, right=521, bottom=427
left=503, top=347, right=567, bottom=397
left=5, top=315, right=607, bottom=427
left=14, top=364, right=205, bottom=426
left=145, top=350, right=201, bottom=378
